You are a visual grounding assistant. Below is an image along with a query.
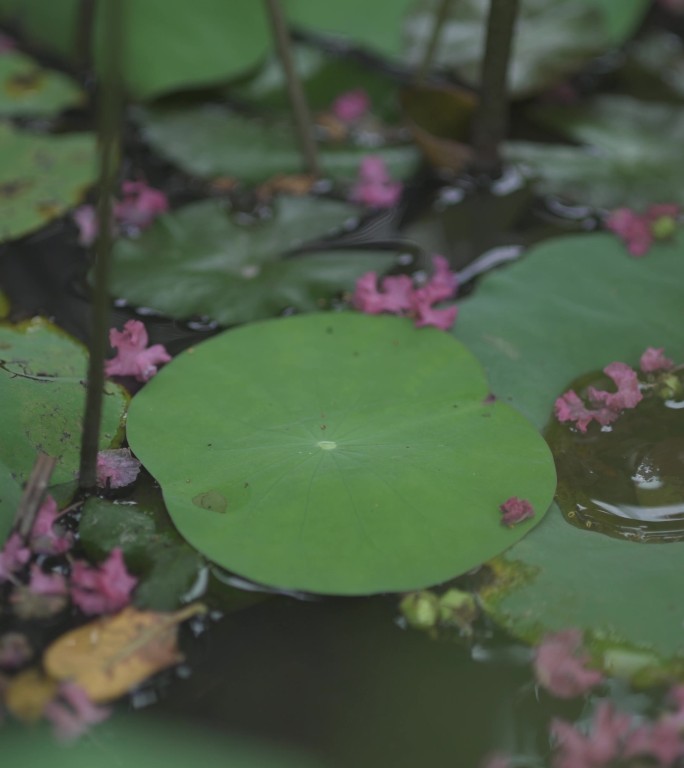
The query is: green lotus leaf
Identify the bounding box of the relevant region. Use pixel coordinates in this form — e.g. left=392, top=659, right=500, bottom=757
left=0, top=0, right=269, bottom=100
left=0, top=48, right=83, bottom=117
left=126, top=313, right=556, bottom=595
left=505, top=96, right=684, bottom=209
left=109, top=197, right=396, bottom=325
left=403, top=0, right=648, bottom=98
left=0, top=122, right=95, bottom=243
left=135, top=105, right=419, bottom=184
left=0, top=463, right=22, bottom=542
left=0, top=318, right=128, bottom=513
left=454, top=232, right=684, bottom=666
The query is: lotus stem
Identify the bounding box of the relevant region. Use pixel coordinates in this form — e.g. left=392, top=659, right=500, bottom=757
left=13, top=454, right=57, bottom=539
left=416, top=0, right=454, bottom=82
left=471, top=0, right=520, bottom=177
left=79, top=0, right=124, bottom=489
left=264, top=0, right=320, bottom=177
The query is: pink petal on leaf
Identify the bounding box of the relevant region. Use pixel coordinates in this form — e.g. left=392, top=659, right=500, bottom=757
left=640, top=347, right=674, bottom=373
left=96, top=448, right=141, bottom=489
left=70, top=548, right=137, bottom=615
left=27, top=564, right=68, bottom=596
left=421, top=254, right=458, bottom=304
left=499, top=497, right=535, bottom=527
left=44, top=682, right=111, bottom=742
left=534, top=629, right=603, bottom=699
left=331, top=89, right=370, bottom=123
left=104, top=319, right=171, bottom=382
left=114, top=180, right=168, bottom=231
left=0, top=533, right=30, bottom=581
left=30, top=495, right=73, bottom=555
left=350, top=155, right=403, bottom=208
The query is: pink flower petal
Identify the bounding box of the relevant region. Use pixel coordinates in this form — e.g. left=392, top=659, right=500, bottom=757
left=104, top=319, right=171, bottom=382
left=70, top=548, right=137, bottom=615
left=534, top=629, right=603, bottom=699
left=44, top=683, right=111, bottom=742
left=421, top=254, right=458, bottom=304
left=96, top=448, right=141, bottom=489
left=352, top=272, right=413, bottom=314
left=588, top=362, right=642, bottom=411
left=114, top=180, right=168, bottom=231
left=331, top=89, right=370, bottom=123
left=0, top=533, right=31, bottom=581
left=640, top=347, right=674, bottom=373
left=554, top=390, right=618, bottom=433
left=623, top=721, right=684, bottom=765
left=27, top=564, right=68, bottom=596
left=499, top=497, right=535, bottom=527
left=350, top=155, right=403, bottom=208
left=411, top=293, right=458, bottom=330
left=29, top=495, right=73, bottom=555
left=72, top=205, right=99, bottom=247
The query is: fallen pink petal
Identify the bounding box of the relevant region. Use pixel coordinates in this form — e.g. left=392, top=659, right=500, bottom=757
left=350, top=155, right=403, bottom=208
left=29, top=495, right=73, bottom=556
left=0, top=533, right=31, bottom=582
left=551, top=702, right=631, bottom=768
left=27, top=564, right=68, bottom=596
left=70, top=548, right=137, bottom=615
left=587, top=362, right=642, bottom=411
left=114, top=180, right=169, bottom=231
left=640, top=346, right=674, bottom=373
left=606, top=204, right=680, bottom=257
left=96, top=448, right=142, bottom=489
left=534, top=629, right=603, bottom=699
left=43, top=682, right=111, bottom=742
left=331, top=88, right=370, bottom=123
left=499, top=497, right=535, bottom=527
left=72, top=205, right=99, bottom=247
left=104, top=319, right=171, bottom=382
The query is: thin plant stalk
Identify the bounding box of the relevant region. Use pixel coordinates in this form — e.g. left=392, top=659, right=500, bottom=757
left=416, top=0, right=454, bottom=82
left=263, top=0, right=320, bottom=176
left=13, top=454, right=57, bottom=539
left=471, top=0, right=520, bottom=177
left=79, top=0, right=124, bottom=489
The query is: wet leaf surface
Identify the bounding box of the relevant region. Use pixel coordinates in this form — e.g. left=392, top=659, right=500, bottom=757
left=0, top=49, right=83, bottom=117
left=505, top=96, right=684, bottom=209
left=0, top=319, right=128, bottom=510
left=126, top=313, right=556, bottom=595
left=43, top=604, right=206, bottom=703
left=135, top=105, right=419, bottom=185
left=455, top=231, right=684, bottom=665
left=0, top=122, right=95, bottom=243
left=109, top=196, right=396, bottom=325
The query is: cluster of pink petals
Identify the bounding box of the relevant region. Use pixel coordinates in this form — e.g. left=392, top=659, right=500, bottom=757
left=104, top=319, right=171, bottom=382
left=350, top=155, right=403, bottom=208
left=73, top=179, right=168, bottom=247
left=555, top=361, right=643, bottom=432
left=96, top=448, right=141, bottom=489
left=27, top=564, right=68, bottom=597
left=43, top=682, right=111, bottom=742
left=331, top=88, right=370, bottom=123
left=70, top=548, right=137, bottom=615
left=534, top=629, right=603, bottom=699
left=353, top=255, right=458, bottom=331
left=640, top=346, right=675, bottom=373
left=499, top=496, right=535, bottom=527
left=0, top=534, right=30, bottom=581
left=605, top=204, right=680, bottom=257
left=29, top=495, right=73, bottom=555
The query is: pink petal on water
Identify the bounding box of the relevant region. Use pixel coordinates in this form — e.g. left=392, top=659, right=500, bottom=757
left=70, top=548, right=137, bottom=615
left=0, top=533, right=30, bottom=581
left=331, top=88, right=370, bottom=123
left=29, top=495, right=73, bottom=555
left=104, top=319, right=171, bottom=382
left=534, top=629, right=603, bottom=699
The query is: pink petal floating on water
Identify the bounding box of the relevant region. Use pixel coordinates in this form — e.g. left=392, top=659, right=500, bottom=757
left=27, top=564, right=68, bottom=596
left=350, top=155, right=403, bottom=208
left=43, top=682, right=111, bottom=742
left=554, top=390, right=618, bottom=433
left=0, top=533, right=31, bottom=581
left=640, top=347, right=675, bottom=373
left=499, top=497, right=535, bottom=527
left=551, top=702, right=630, bottom=768
left=534, top=629, right=603, bottom=699
left=331, top=88, right=370, bottom=123
left=96, top=448, right=141, bottom=489
left=114, top=180, right=168, bottom=231
left=587, top=362, right=642, bottom=412
left=606, top=204, right=680, bottom=257
left=70, top=548, right=137, bottom=615
left=104, top=319, right=171, bottom=382
left=72, top=205, right=99, bottom=247
left=29, top=495, right=73, bottom=555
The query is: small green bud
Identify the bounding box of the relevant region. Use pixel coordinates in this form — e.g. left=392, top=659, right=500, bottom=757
left=656, top=373, right=683, bottom=400
left=438, top=588, right=478, bottom=633
left=399, top=591, right=440, bottom=630
left=651, top=215, right=677, bottom=241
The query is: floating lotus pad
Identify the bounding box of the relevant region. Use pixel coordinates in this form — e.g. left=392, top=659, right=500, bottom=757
left=126, top=313, right=556, bottom=595
left=455, top=232, right=684, bottom=664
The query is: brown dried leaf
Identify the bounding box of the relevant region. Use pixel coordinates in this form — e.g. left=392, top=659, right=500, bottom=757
left=5, top=668, right=58, bottom=722
left=43, top=603, right=206, bottom=703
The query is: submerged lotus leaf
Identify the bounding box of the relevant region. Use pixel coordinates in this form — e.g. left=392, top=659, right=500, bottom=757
left=109, top=197, right=396, bottom=325
left=0, top=122, right=95, bottom=243
left=403, top=0, right=648, bottom=98
left=126, top=313, right=556, bottom=595
left=505, top=96, right=684, bottom=208
left=0, top=49, right=83, bottom=117
left=0, top=319, right=127, bottom=507
left=135, top=106, right=418, bottom=184
left=455, top=232, right=684, bottom=663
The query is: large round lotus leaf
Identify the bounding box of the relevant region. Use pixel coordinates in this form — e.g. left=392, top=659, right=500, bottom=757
left=403, top=0, right=648, bottom=98
left=455, top=232, right=684, bottom=665
left=109, top=197, right=396, bottom=325
left=135, top=106, right=419, bottom=184
left=3, top=714, right=324, bottom=767
left=0, top=0, right=269, bottom=101
left=0, top=319, right=127, bottom=505
left=126, top=313, right=556, bottom=595
left=0, top=49, right=83, bottom=117
left=0, top=122, right=95, bottom=243
left=505, top=96, right=684, bottom=209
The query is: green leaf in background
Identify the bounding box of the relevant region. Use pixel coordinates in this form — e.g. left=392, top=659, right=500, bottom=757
left=0, top=49, right=83, bottom=117
left=454, top=232, right=684, bottom=669
left=110, top=197, right=396, bottom=325
left=79, top=497, right=204, bottom=611
left=505, top=96, right=684, bottom=209
left=135, top=105, right=419, bottom=184
left=0, top=464, right=22, bottom=542
left=403, top=0, right=648, bottom=98
left=0, top=319, right=128, bottom=506
left=3, top=714, right=325, bottom=767
left=285, top=0, right=417, bottom=58
left=126, top=313, right=556, bottom=595
left=0, top=0, right=269, bottom=100
left=0, top=122, right=95, bottom=243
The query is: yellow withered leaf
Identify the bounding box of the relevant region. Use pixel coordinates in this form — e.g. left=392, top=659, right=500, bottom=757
left=5, top=668, right=58, bottom=722
left=43, top=603, right=206, bottom=703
